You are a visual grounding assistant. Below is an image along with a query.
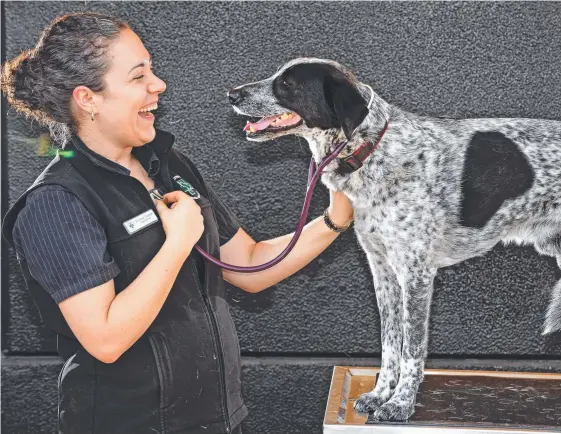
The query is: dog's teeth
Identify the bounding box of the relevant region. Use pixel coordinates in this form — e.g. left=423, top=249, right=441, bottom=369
left=281, top=113, right=289, bottom=120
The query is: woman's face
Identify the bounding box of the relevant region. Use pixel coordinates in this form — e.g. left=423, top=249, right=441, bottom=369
left=95, top=28, right=166, bottom=146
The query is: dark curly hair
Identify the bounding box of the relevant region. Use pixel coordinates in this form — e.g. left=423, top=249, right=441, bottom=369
left=1, top=11, right=129, bottom=146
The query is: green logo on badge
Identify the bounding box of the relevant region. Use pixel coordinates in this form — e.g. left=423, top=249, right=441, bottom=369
left=173, top=175, right=200, bottom=199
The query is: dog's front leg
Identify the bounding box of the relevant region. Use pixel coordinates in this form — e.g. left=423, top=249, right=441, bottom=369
left=353, top=236, right=403, bottom=413
left=371, top=262, right=437, bottom=421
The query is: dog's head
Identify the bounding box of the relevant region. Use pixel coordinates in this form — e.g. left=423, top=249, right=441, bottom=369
left=228, top=58, right=371, bottom=143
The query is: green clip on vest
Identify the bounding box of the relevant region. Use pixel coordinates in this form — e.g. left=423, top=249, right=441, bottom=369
left=173, top=174, right=200, bottom=199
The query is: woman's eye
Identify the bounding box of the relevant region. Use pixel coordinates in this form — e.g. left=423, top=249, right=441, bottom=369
left=134, top=63, right=153, bottom=81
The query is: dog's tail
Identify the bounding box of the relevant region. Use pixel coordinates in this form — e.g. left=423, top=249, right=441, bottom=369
left=543, top=279, right=561, bottom=334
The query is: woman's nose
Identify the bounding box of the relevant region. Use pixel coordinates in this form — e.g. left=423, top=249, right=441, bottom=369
left=149, top=76, right=166, bottom=94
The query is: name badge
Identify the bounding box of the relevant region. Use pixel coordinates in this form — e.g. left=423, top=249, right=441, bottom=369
left=123, top=209, right=159, bottom=235
left=173, top=175, right=200, bottom=199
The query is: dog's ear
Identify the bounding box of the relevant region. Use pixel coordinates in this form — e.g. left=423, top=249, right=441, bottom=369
left=323, top=74, right=369, bottom=140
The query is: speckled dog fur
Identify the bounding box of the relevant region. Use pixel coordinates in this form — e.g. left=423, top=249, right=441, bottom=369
left=229, top=58, right=561, bottom=421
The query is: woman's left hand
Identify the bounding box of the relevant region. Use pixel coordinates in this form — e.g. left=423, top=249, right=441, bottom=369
left=327, top=190, right=354, bottom=228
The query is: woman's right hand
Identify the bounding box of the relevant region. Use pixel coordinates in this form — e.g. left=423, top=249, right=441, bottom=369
left=153, top=190, right=204, bottom=255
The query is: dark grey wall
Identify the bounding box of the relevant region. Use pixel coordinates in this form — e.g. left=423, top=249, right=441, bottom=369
left=3, top=2, right=561, bottom=433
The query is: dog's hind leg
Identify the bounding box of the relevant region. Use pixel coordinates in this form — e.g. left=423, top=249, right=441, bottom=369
left=371, top=253, right=437, bottom=422
left=353, top=235, right=403, bottom=413
left=534, top=234, right=561, bottom=334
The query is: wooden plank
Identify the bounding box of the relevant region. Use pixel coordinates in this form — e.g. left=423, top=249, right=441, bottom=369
left=325, top=367, right=561, bottom=433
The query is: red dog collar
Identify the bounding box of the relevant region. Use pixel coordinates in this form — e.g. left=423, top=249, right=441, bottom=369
left=335, top=121, right=389, bottom=175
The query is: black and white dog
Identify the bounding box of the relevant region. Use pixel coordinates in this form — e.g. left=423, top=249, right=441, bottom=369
left=227, top=58, right=561, bottom=421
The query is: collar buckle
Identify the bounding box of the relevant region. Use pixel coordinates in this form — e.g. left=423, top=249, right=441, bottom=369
left=334, top=120, right=389, bottom=176
left=341, top=154, right=364, bottom=173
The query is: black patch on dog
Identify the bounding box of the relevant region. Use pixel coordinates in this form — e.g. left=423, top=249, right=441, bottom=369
left=273, top=63, right=368, bottom=140
left=460, top=132, right=534, bottom=228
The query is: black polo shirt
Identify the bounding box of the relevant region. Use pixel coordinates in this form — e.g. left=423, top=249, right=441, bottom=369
left=12, top=135, right=241, bottom=303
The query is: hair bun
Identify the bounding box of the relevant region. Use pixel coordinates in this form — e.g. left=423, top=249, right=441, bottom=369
left=1, top=49, right=48, bottom=122
left=1, top=12, right=129, bottom=146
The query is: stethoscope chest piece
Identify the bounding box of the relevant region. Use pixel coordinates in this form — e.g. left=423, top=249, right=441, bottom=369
left=149, top=188, right=165, bottom=201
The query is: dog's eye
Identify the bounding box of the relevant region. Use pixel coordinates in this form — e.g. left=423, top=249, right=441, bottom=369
left=279, top=75, right=294, bottom=89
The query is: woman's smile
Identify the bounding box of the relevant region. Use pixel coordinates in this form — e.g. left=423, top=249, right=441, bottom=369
left=138, top=101, right=157, bottom=122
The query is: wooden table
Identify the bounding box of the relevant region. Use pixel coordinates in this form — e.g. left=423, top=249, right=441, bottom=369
left=324, top=367, right=561, bottom=433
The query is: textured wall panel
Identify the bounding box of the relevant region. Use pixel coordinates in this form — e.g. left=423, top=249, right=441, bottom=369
left=1, top=357, right=60, bottom=433
left=4, top=2, right=561, bottom=358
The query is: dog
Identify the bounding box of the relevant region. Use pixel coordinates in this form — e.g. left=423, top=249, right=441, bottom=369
left=227, top=57, right=561, bottom=421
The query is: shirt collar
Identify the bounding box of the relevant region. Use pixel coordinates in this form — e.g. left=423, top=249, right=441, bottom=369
left=69, top=129, right=174, bottom=178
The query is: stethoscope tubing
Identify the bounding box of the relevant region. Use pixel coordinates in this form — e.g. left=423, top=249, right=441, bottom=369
left=190, top=140, right=349, bottom=273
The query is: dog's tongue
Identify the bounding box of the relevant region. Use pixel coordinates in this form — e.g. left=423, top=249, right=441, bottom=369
left=243, top=116, right=275, bottom=132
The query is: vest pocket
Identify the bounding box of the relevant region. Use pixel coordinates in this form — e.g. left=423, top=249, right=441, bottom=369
left=148, top=332, right=175, bottom=412
left=58, top=353, right=73, bottom=389
left=58, top=351, right=96, bottom=433
left=212, top=297, right=243, bottom=413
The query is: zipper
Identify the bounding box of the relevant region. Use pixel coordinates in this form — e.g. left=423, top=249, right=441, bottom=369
left=190, top=260, right=231, bottom=433
left=162, top=157, right=231, bottom=430
left=162, top=161, right=232, bottom=431
left=123, top=158, right=232, bottom=430
left=125, top=172, right=170, bottom=434
left=147, top=334, right=168, bottom=434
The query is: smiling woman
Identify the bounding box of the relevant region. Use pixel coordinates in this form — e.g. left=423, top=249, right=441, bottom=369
left=1, top=14, right=165, bottom=149
left=0, top=10, right=355, bottom=434
left=79, top=28, right=166, bottom=148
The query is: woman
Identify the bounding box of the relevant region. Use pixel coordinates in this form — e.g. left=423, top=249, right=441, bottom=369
left=1, top=12, right=353, bottom=434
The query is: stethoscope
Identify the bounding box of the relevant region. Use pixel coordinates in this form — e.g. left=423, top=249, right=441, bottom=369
left=152, top=85, right=378, bottom=273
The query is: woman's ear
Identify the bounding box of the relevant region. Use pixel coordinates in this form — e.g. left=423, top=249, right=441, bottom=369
left=72, top=86, right=99, bottom=116
left=323, top=73, right=369, bottom=140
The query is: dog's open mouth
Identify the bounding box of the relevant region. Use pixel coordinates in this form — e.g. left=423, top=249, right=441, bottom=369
left=243, top=112, right=303, bottom=136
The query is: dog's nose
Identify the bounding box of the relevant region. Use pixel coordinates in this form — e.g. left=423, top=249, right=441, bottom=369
left=228, top=88, right=244, bottom=105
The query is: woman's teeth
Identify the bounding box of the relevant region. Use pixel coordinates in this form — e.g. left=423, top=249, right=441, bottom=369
left=139, top=103, right=158, bottom=113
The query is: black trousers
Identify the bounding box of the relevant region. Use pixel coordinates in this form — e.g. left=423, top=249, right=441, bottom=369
left=231, top=425, right=242, bottom=434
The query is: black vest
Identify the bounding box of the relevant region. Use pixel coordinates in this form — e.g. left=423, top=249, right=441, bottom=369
left=2, top=129, right=247, bottom=434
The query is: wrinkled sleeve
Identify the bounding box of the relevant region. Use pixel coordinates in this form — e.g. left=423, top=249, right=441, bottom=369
left=12, top=185, right=120, bottom=303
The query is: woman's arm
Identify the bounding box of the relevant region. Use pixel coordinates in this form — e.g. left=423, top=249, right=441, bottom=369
left=59, top=191, right=203, bottom=364
left=59, top=239, right=188, bottom=363
left=221, top=191, right=353, bottom=293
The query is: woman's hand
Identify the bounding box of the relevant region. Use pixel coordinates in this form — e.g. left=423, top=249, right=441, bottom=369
left=61, top=190, right=204, bottom=364
left=327, top=190, right=354, bottom=228
left=153, top=190, right=204, bottom=256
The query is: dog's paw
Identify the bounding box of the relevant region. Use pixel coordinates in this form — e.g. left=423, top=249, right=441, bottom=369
left=370, top=396, right=415, bottom=421
left=353, top=388, right=393, bottom=413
